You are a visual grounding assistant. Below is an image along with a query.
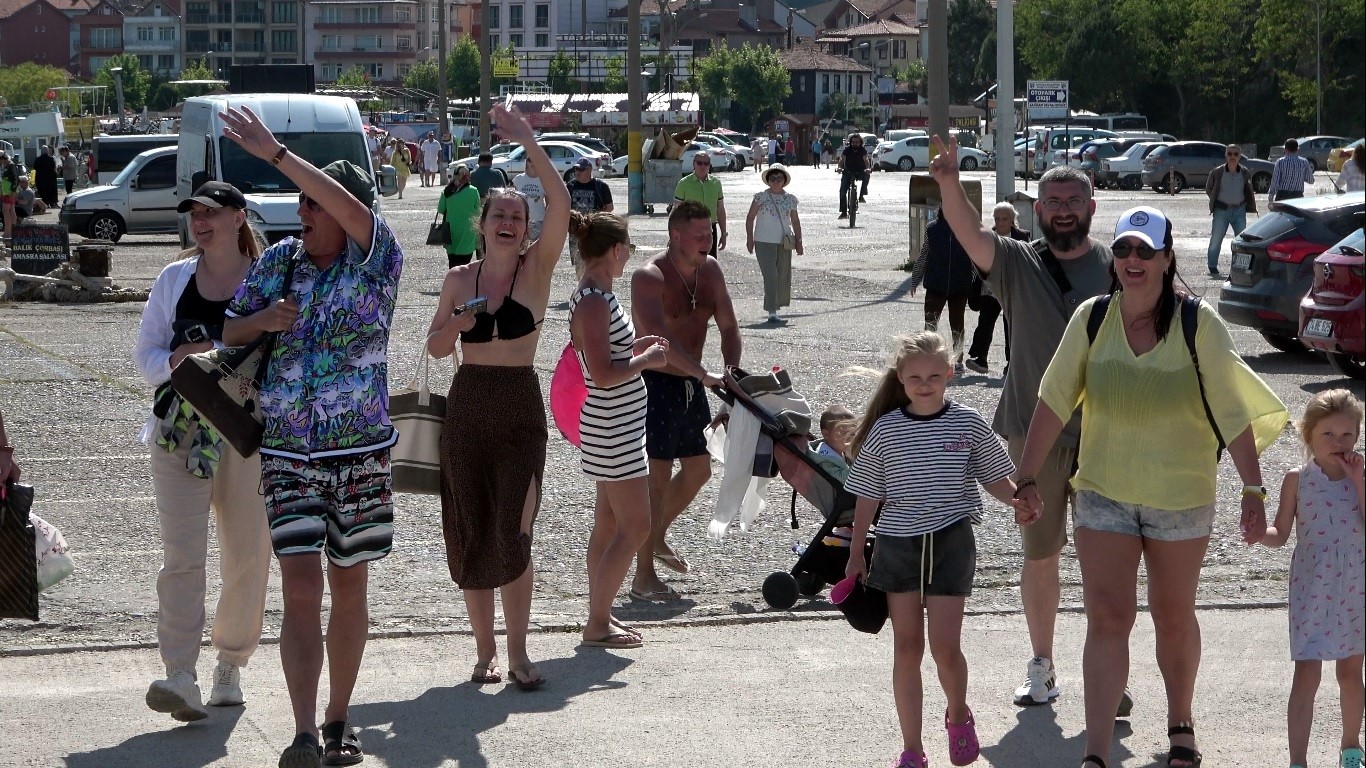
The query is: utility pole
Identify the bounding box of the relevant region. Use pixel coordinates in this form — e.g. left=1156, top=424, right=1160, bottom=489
left=478, top=0, right=491, bottom=148
left=927, top=0, right=948, bottom=150
left=994, top=0, right=1014, bottom=202
left=437, top=0, right=449, bottom=184
left=628, top=0, right=643, bottom=214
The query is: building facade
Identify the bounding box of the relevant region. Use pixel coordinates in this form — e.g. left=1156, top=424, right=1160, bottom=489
left=124, top=0, right=180, bottom=76
left=179, top=0, right=305, bottom=76
left=0, top=0, right=83, bottom=71
left=778, top=44, right=872, bottom=118
left=72, top=0, right=126, bottom=76
left=305, top=0, right=466, bottom=85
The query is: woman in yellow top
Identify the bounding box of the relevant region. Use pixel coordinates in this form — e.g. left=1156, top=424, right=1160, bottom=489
left=387, top=138, right=411, bottom=199
left=1014, top=206, right=1287, bottom=768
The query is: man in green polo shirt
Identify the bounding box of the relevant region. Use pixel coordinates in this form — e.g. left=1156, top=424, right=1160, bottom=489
left=673, top=153, right=726, bottom=257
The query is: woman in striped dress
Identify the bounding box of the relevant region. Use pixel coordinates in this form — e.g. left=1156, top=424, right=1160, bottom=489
left=567, top=210, right=670, bottom=648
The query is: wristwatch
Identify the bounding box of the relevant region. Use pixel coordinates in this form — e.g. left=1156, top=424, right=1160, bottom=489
left=1241, top=485, right=1268, bottom=500
left=270, top=146, right=288, bottom=166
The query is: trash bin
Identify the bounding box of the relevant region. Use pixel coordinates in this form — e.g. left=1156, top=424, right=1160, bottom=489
left=1005, top=190, right=1038, bottom=240
left=643, top=158, right=682, bottom=215
left=908, top=173, right=981, bottom=266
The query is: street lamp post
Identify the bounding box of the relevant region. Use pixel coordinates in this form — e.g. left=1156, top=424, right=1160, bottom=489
left=109, top=67, right=126, bottom=131
left=436, top=0, right=449, bottom=185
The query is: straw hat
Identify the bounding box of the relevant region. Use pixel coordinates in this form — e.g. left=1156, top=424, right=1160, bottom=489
left=763, top=163, right=791, bottom=186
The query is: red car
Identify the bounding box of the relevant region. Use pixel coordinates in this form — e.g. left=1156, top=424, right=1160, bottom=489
left=1300, top=227, right=1365, bottom=379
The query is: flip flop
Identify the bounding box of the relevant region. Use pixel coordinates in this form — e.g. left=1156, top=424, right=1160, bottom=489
left=609, top=616, right=639, bottom=637
left=507, top=665, right=546, bottom=692
left=278, top=732, right=322, bottom=768
left=470, top=661, right=502, bottom=684
left=653, top=551, right=690, bottom=574
left=629, top=587, right=680, bottom=602
left=320, top=721, right=363, bottom=766
left=581, top=631, right=644, bottom=649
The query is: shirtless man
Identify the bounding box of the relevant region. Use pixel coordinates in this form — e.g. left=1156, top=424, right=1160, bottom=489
left=629, top=200, right=742, bottom=600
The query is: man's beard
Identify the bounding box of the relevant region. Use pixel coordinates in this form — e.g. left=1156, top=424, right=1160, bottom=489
left=1041, top=212, right=1093, bottom=252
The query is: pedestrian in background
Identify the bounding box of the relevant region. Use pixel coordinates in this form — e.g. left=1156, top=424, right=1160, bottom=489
left=0, top=153, right=19, bottom=241
left=567, top=210, right=668, bottom=650
left=1259, top=388, right=1364, bottom=768
left=438, top=165, right=480, bottom=268
left=567, top=158, right=614, bottom=278
left=1268, top=138, right=1316, bottom=203
left=419, top=131, right=441, bottom=188
left=751, top=136, right=767, bottom=173
left=470, top=153, right=508, bottom=198
left=1204, top=144, right=1257, bottom=277
left=672, top=153, right=726, bottom=256
left=843, top=331, right=1030, bottom=768
left=744, top=164, right=802, bottom=323
left=512, top=161, right=548, bottom=243
left=910, top=207, right=975, bottom=370
left=133, top=181, right=271, bottom=725
left=1014, top=205, right=1287, bottom=768
left=221, top=106, right=404, bottom=767
left=387, top=137, right=411, bottom=199
left=811, top=137, right=823, bottom=169
left=34, top=145, right=58, bottom=208
left=965, top=202, right=1023, bottom=374
left=59, top=145, right=79, bottom=195
left=1336, top=147, right=1365, bottom=193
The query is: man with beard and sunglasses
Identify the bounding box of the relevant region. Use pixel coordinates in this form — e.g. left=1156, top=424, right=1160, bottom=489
left=927, top=135, right=1128, bottom=715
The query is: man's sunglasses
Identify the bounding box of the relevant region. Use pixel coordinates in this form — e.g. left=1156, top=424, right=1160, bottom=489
left=1112, top=242, right=1160, bottom=260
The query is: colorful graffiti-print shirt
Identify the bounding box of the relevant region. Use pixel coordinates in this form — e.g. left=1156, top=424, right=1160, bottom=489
left=227, top=214, right=403, bottom=461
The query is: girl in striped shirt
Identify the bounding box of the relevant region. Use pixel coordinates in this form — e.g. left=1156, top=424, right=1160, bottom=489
left=843, top=331, right=1037, bottom=768
left=567, top=210, right=670, bottom=649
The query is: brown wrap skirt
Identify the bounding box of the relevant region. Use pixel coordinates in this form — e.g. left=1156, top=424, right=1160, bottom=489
left=440, top=364, right=547, bottom=589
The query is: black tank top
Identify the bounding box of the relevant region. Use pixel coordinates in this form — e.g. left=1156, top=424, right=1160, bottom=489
left=174, top=273, right=231, bottom=340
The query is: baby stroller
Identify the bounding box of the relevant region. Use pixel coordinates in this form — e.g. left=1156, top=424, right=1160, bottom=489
left=714, top=370, right=875, bottom=610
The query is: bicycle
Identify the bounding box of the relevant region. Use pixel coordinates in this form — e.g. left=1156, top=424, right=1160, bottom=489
left=846, top=175, right=859, bottom=227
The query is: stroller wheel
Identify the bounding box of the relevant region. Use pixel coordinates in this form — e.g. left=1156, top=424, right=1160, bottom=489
left=762, top=571, right=800, bottom=610
left=796, top=571, right=825, bottom=596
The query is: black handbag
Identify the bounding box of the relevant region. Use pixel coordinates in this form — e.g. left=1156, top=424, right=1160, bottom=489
left=0, top=482, right=39, bottom=621
left=169, top=258, right=296, bottom=458
left=426, top=211, right=452, bottom=246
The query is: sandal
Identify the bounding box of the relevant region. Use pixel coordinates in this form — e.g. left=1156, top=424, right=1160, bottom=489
left=945, top=708, right=980, bottom=766
left=1167, top=723, right=1202, bottom=767
left=278, top=732, right=322, bottom=768
left=470, top=661, right=502, bottom=684
left=321, top=721, right=363, bottom=766
left=508, top=664, right=546, bottom=692
left=1081, top=757, right=1107, bottom=768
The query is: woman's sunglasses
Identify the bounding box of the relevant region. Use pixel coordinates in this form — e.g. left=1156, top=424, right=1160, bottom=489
left=1112, top=242, right=1161, bottom=260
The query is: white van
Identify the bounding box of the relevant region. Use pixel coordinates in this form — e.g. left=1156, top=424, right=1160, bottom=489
left=59, top=146, right=178, bottom=242
left=92, top=134, right=180, bottom=184
left=176, top=94, right=396, bottom=246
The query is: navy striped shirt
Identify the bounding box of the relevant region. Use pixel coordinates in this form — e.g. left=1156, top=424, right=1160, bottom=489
left=845, top=400, right=1014, bottom=536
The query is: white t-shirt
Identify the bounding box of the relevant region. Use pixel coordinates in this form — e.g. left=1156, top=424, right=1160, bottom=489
left=513, top=173, right=547, bottom=224
left=419, top=139, right=441, bottom=170
left=751, top=190, right=798, bottom=244
left=844, top=400, right=1014, bottom=537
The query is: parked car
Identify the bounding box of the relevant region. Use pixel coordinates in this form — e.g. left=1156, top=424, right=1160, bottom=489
left=1218, top=192, right=1365, bottom=353
left=1268, top=135, right=1354, bottom=171
left=537, top=132, right=614, bottom=158
left=1014, top=137, right=1037, bottom=178
left=449, top=140, right=608, bottom=181
left=1030, top=127, right=1118, bottom=176
left=693, top=134, right=745, bottom=169
left=1141, top=141, right=1274, bottom=194
left=1299, top=227, right=1365, bottom=379
left=875, top=135, right=990, bottom=172
left=59, top=146, right=178, bottom=242
left=1100, top=141, right=1167, bottom=190
left=448, top=142, right=519, bottom=171
left=698, top=131, right=750, bottom=165
left=1327, top=138, right=1363, bottom=173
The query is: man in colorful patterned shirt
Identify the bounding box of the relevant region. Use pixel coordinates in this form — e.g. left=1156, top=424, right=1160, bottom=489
left=221, top=106, right=401, bottom=768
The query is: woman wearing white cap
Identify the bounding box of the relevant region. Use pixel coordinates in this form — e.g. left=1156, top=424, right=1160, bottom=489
left=133, top=181, right=271, bottom=723
left=744, top=164, right=802, bottom=323
left=1012, top=206, right=1287, bottom=768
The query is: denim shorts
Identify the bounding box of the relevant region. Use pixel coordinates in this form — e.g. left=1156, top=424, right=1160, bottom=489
left=866, top=518, right=976, bottom=597
left=1073, top=489, right=1216, bottom=541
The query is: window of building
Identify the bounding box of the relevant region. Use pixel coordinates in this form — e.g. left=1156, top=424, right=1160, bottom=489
left=89, top=56, right=109, bottom=72
left=321, top=34, right=342, bottom=50
left=363, top=62, right=384, bottom=79
left=158, top=54, right=176, bottom=70
left=534, top=3, right=548, bottom=28
left=396, top=34, right=411, bottom=50
left=186, top=1, right=208, bottom=20
left=417, top=3, right=426, bottom=22
left=321, top=63, right=341, bottom=79
left=893, top=40, right=906, bottom=59
left=534, top=32, right=548, bottom=47
left=856, top=76, right=863, bottom=95
left=355, top=34, right=381, bottom=50
left=398, top=62, right=412, bottom=78
left=90, top=28, right=120, bottom=48
left=832, top=73, right=840, bottom=92
left=798, top=74, right=806, bottom=92
left=509, top=32, right=522, bottom=47
left=395, top=7, right=410, bottom=22
left=137, top=54, right=153, bottom=69
left=271, top=1, right=295, bottom=24
left=821, top=73, right=829, bottom=93
left=488, top=4, right=499, bottom=28
left=356, top=6, right=379, bottom=24
left=417, top=31, right=427, bottom=48
left=509, top=4, right=522, bottom=28
left=136, top=26, right=153, bottom=41
left=159, top=26, right=175, bottom=41
left=271, top=29, right=295, bottom=52
left=320, top=6, right=341, bottom=23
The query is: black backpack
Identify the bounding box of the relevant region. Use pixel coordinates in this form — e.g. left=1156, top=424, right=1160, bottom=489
left=1084, top=293, right=1225, bottom=459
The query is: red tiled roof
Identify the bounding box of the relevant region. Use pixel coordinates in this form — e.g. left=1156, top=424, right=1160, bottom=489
left=828, top=18, right=918, bottom=36
left=778, top=44, right=873, bottom=73
left=0, top=0, right=88, bottom=19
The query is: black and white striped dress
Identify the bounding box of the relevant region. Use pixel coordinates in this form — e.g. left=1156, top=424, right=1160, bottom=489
left=569, top=287, right=650, bottom=480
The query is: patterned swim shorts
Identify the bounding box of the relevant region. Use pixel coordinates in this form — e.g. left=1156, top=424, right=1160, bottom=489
left=261, top=448, right=394, bottom=567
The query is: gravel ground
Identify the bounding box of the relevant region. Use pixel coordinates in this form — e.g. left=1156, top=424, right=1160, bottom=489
left=0, top=165, right=1356, bottom=653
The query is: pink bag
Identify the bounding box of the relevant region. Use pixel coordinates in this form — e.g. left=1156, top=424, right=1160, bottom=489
left=549, top=341, right=587, bottom=447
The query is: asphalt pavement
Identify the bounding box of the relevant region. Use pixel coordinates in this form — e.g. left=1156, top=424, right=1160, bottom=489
left=0, top=164, right=1361, bottom=767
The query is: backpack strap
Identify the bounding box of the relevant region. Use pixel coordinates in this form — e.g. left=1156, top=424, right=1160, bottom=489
left=1032, top=238, right=1073, bottom=297
left=1182, top=294, right=1226, bottom=459
left=1085, top=293, right=1113, bottom=344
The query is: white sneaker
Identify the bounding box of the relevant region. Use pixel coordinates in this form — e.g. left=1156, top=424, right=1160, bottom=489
left=146, top=670, right=209, bottom=722
left=1013, top=656, right=1060, bottom=706
left=207, top=661, right=244, bottom=707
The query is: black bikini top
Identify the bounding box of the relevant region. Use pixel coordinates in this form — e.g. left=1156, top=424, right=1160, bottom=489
left=460, top=259, right=543, bottom=343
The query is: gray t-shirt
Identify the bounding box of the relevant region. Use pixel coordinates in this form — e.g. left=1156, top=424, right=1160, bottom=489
left=1217, top=169, right=1246, bottom=206
left=985, top=235, right=1112, bottom=444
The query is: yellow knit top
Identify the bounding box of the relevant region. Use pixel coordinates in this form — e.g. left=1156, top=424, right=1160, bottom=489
left=1039, top=293, right=1288, bottom=510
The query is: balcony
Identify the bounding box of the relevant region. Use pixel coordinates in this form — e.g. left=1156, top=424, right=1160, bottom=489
left=316, top=45, right=413, bottom=58
left=313, top=20, right=412, bottom=30
left=185, top=13, right=232, bottom=23
left=234, top=12, right=264, bottom=23
left=237, top=41, right=265, bottom=52
left=186, top=41, right=234, bottom=53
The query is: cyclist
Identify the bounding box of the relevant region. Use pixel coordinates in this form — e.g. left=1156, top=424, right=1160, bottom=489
left=837, top=134, right=869, bottom=220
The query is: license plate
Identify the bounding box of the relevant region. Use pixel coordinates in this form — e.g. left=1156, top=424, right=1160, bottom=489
left=1304, top=318, right=1333, bottom=337
left=1233, top=252, right=1252, bottom=270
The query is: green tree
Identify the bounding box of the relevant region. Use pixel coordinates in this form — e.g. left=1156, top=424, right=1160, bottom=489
left=0, top=62, right=70, bottom=111
left=602, top=53, right=628, bottom=92
left=404, top=59, right=440, bottom=95
left=819, top=91, right=873, bottom=126
left=729, top=44, right=791, bottom=132
left=335, top=66, right=385, bottom=111
left=891, top=60, right=927, bottom=93
left=1253, top=0, right=1364, bottom=132
left=547, top=49, right=577, bottom=93
left=448, top=35, right=481, bottom=99
left=690, top=42, right=734, bottom=126
left=947, top=0, right=993, bottom=103
left=94, top=54, right=153, bottom=112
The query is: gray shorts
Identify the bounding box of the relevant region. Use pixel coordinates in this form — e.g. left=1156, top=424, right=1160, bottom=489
left=866, top=518, right=976, bottom=597
left=1073, top=489, right=1216, bottom=541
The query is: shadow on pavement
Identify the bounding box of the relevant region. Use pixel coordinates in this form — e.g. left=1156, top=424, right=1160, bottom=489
left=351, top=647, right=632, bottom=768
left=978, top=705, right=1138, bottom=768
left=65, top=706, right=245, bottom=768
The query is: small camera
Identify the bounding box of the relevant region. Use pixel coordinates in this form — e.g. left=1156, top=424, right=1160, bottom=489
left=183, top=324, right=209, bottom=344
left=455, top=296, right=488, bottom=316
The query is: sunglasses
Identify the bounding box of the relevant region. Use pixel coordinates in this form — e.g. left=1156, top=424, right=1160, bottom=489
left=1226, top=152, right=1241, bottom=157
left=1112, top=241, right=1161, bottom=260
left=298, top=194, right=322, bottom=211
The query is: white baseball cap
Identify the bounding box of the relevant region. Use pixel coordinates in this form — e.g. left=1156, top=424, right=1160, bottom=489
left=1111, top=205, right=1171, bottom=250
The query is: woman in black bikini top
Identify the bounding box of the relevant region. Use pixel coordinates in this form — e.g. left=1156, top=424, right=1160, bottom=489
left=459, top=259, right=542, bottom=343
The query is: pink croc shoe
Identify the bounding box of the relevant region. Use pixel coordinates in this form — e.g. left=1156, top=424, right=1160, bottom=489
left=945, top=708, right=980, bottom=765
left=892, top=750, right=928, bottom=768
